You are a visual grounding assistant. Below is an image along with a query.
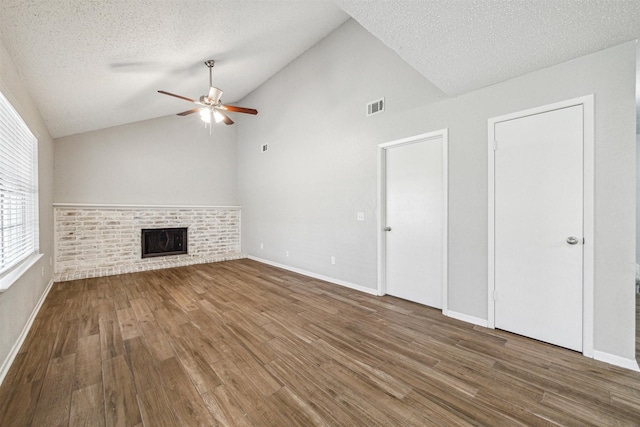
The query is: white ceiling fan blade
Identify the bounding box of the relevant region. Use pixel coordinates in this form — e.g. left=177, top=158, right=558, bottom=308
left=208, top=87, right=223, bottom=104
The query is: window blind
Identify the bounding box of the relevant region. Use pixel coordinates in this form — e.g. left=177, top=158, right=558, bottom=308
left=0, top=90, right=38, bottom=276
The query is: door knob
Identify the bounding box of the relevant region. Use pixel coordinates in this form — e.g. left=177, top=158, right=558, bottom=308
left=566, top=236, right=579, bottom=245
left=384, top=226, right=392, bottom=232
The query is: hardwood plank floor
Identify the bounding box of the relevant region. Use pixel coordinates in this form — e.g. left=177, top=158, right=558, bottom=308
left=1, top=259, right=640, bottom=426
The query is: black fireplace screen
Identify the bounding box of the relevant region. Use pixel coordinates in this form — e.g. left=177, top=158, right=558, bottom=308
left=141, top=227, right=188, bottom=258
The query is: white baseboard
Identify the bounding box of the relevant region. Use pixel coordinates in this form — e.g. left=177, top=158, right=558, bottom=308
left=593, top=350, right=640, bottom=372
left=0, top=278, right=55, bottom=386
left=247, top=256, right=378, bottom=296
left=445, top=310, right=489, bottom=328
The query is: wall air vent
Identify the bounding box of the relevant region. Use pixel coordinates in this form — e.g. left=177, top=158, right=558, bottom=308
left=366, top=97, right=385, bottom=117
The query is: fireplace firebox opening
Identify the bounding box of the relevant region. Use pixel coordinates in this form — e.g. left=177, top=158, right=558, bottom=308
left=141, top=227, right=188, bottom=258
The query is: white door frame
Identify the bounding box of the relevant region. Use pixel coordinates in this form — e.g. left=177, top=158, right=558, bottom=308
left=488, top=95, right=594, bottom=357
left=377, top=129, right=449, bottom=313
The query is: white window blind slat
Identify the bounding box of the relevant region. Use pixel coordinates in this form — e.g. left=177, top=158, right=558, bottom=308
left=0, top=90, right=38, bottom=276
left=0, top=132, right=31, bottom=156
left=0, top=153, right=31, bottom=175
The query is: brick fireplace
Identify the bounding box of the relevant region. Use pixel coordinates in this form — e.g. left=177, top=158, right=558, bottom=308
left=54, top=204, right=242, bottom=281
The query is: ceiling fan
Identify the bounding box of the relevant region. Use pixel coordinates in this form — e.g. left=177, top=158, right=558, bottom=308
left=158, top=60, right=257, bottom=126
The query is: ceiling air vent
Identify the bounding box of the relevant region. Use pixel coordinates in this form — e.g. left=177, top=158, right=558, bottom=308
left=366, top=97, right=385, bottom=117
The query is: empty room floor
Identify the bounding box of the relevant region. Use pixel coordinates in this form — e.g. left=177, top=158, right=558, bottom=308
left=1, top=259, right=639, bottom=426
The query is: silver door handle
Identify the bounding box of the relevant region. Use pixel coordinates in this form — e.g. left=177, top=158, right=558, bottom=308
left=566, top=236, right=579, bottom=245
left=384, top=226, right=392, bottom=232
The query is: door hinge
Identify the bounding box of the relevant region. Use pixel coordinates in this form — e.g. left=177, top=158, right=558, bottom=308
left=492, top=140, right=497, bottom=151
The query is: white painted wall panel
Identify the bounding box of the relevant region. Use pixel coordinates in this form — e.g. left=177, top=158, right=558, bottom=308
left=54, top=116, right=238, bottom=206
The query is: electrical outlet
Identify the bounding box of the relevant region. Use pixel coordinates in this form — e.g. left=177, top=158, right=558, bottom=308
left=331, top=256, right=336, bottom=265
left=260, top=243, right=264, bottom=249
left=357, top=212, right=365, bottom=221
left=286, top=250, right=289, bottom=257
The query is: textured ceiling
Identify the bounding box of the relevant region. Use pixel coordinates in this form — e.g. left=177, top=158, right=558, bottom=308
left=336, top=0, right=640, bottom=96
left=0, top=0, right=349, bottom=137
left=1, top=1, right=640, bottom=138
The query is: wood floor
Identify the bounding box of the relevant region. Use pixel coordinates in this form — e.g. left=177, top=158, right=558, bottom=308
left=1, top=259, right=639, bottom=426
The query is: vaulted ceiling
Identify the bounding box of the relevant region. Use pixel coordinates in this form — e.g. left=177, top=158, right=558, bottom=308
left=1, top=0, right=639, bottom=138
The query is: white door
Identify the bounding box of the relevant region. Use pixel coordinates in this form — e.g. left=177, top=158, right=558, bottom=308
left=493, top=105, right=583, bottom=351
left=384, top=135, right=445, bottom=309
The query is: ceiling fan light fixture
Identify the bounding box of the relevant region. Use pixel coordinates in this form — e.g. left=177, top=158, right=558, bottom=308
left=199, top=108, right=212, bottom=123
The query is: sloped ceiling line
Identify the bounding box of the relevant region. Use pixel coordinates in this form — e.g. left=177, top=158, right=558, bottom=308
left=1, top=0, right=640, bottom=138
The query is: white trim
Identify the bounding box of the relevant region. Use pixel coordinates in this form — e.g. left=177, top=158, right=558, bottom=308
left=247, top=256, right=378, bottom=296
left=0, top=278, right=54, bottom=386
left=487, top=95, right=595, bottom=358
left=377, top=143, right=386, bottom=297
left=582, top=95, right=595, bottom=357
left=488, top=120, right=495, bottom=327
left=377, top=129, right=449, bottom=310
left=445, top=310, right=488, bottom=328
left=441, top=130, right=449, bottom=312
left=0, top=253, right=44, bottom=292
left=592, top=350, right=640, bottom=372
left=53, top=203, right=241, bottom=210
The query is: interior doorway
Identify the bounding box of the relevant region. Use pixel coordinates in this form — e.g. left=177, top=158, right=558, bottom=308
left=488, top=96, right=594, bottom=355
left=378, top=130, right=448, bottom=310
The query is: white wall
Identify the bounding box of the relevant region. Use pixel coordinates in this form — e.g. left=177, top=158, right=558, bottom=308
left=237, top=19, right=447, bottom=288
left=0, top=41, right=55, bottom=377
left=636, top=133, right=640, bottom=268
left=237, top=20, right=637, bottom=361
left=55, top=115, right=238, bottom=206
